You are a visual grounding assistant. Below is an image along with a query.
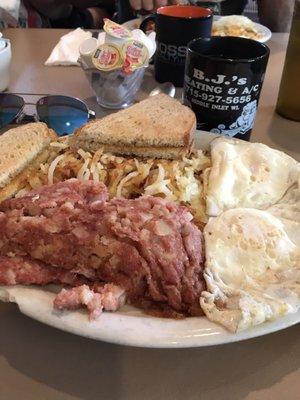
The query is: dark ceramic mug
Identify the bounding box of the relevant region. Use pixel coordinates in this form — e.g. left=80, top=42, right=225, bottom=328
left=140, top=5, right=213, bottom=87
left=183, top=36, right=270, bottom=140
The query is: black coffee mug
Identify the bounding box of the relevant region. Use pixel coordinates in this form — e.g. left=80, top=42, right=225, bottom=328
left=183, top=36, right=270, bottom=141
left=140, top=5, right=213, bottom=87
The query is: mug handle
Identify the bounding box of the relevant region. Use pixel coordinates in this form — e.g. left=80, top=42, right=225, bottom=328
left=140, top=14, right=156, bottom=33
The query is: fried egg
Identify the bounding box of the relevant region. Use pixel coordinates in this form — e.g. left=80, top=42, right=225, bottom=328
left=206, top=138, right=299, bottom=216
left=200, top=208, right=300, bottom=332
left=267, top=175, right=300, bottom=247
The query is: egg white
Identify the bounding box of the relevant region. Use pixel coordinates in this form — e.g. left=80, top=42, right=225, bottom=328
left=200, top=208, right=300, bottom=332
left=206, top=138, right=299, bottom=216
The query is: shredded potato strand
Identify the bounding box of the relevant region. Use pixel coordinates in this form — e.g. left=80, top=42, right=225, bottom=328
left=50, top=142, right=69, bottom=149
left=78, top=149, right=92, bottom=160
left=21, top=141, right=211, bottom=224
left=15, top=188, right=30, bottom=198
left=48, top=154, right=66, bottom=185
left=116, top=171, right=139, bottom=197
left=77, top=158, right=90, bottom=180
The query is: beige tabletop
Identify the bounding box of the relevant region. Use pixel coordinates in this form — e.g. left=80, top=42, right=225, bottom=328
left=0, top=29, right=299, bottom=400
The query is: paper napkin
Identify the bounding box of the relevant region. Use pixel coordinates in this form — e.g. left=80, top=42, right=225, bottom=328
left=45, top=28, right=92, bottom=66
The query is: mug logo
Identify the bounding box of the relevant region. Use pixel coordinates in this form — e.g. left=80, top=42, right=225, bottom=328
left=184, top=66, right=262, bottom=137
left=157, top=42, right=187, bottom=64
left=210, top=100, right=257, bottom=137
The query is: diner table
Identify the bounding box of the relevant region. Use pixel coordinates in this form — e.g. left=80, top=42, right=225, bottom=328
left=0, top=28, right=299, bottom=400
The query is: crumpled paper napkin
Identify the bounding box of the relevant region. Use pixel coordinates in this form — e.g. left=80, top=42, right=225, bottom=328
left=45, top=28, right=93, bottom=66
left=45, top=27, right=156, bottom=67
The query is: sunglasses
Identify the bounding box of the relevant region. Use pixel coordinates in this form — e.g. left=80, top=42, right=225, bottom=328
left=0, top=93, right=95, bottom=136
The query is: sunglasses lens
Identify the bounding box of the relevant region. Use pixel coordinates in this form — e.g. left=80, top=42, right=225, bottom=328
left=0, top=94, right=24, bottom=129
left=36, top=95, right=89, bottom=136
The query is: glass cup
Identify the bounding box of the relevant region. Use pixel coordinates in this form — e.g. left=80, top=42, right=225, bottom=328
left=82, top=66, right=145, bottom=110
left=183, top=36, right=269, bottom=141
left=276, top=0, right=300, bottom=121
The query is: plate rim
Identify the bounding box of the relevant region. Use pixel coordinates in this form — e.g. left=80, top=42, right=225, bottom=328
left=1, top=285, right=299, bottom=348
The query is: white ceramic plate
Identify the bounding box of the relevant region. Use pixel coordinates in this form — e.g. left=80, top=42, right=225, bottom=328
left=213, top=16, right=272, bottom=43
left=0, top=131, right=298, bottom=347
left=123, top=16, right=272, bottom=43
left=0, top=285, right=299, bottom=348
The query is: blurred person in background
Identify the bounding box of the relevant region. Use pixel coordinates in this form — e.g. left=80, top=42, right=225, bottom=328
left=128, top=0, right=182, bottom=11
left=221, top=0, right=294, bottom=32
left=33, top=0, right=115, bottom=28
left=129, top=0, right=295, bottom=32
left=0, top=0, right=115, bottom=28
left=0, top=0, right=294, bottom=31
left=256, top=0, right=294, bottom=32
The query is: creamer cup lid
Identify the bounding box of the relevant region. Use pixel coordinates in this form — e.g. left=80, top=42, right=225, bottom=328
left=122, top=40, right=149, bottom=73
left=103, top=19, right=132, bottom=40
left=92, top=44, right=122, bottom=71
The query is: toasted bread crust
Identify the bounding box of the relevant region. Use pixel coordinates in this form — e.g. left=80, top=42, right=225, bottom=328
left=0, top=123, right=57, bottom=189
left=72, top=142, right=191, bottom=159
left=74, top=94, right=196, bottom=149
left=0, top=148, right=52, bottom=202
